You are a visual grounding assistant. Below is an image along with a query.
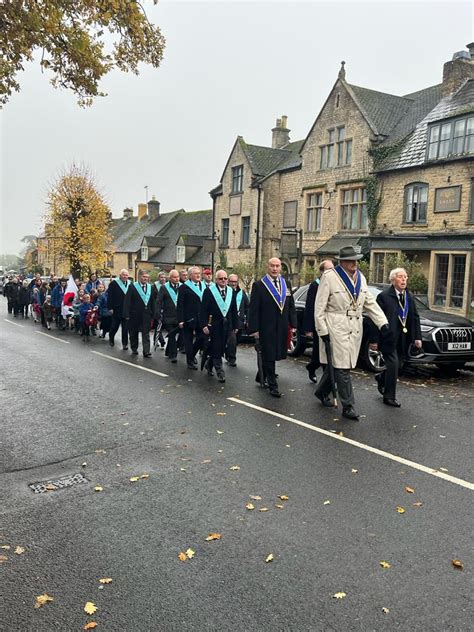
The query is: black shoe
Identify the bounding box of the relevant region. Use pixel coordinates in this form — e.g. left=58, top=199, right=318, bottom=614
left=383, top=398, right=401, bottom=408
left=109, top=339, right=115, bottom=347
left=306, top=365, right=318, bottom=383
left=131, top=350, right=139, bottom=355
left=204, top=359, right=214, bottom=376
left=217, top=370, right=226, bottom=383
left=269, top=387, right=281, bottom=398
left=375, top=372, right=385, bottom=395
left=314, top=391, right=334, bottom=407
left=143, top=352, right=152, bottom=358
left=123, top=345, right=128, bottom=350
left=193, top=357, right=198, bottom=365
left=187, top=363, right=198, bottom=370
left=342, top=407, right=360, bottom=421
left=227, top=360, right=237, bottom=367
left=170, top=357, right=177, bottom=363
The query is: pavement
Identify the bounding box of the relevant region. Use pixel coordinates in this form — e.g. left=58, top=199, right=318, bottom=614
left=1, top=312, right=473, bottom=631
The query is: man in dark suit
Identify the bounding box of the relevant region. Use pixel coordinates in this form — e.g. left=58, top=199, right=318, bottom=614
left=200, top=270, right=238, bottom=383
left=177, top=266, right=205, bottom=370
left=248, top=258, right=297, bottom=397
left=303, top=259, right=334, bottom=382
left=375, top=267, right=422, bottom=407
left=123, top=269, right=158, bottom=357
left=225, top=273, right=249, bottom=367
left=107, top=269, right=131, bottom=349
left=156, top=269, right=181, bottom=363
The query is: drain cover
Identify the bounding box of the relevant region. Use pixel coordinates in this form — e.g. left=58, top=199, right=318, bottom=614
left=29, top=472, right=88, bottom=494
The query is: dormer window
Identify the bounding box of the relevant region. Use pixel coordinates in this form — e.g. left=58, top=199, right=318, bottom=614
left=427, top=115, right=474, bottom=160
left=141, top=246, right=148, bottom=261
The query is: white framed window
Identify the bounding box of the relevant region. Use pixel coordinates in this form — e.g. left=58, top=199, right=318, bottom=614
left=404, top=183, right=428, bottom=223
left=306, top=192, right=323, bottom=232
left=427, top=115, right=474, bottom=160
left=176, top=245, right=186, bottom=263
left=141, top=246, right=148, bottom=261
left=341, top=187, right=367, bottom=230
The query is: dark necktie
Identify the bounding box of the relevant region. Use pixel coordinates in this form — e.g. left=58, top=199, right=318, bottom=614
left=273, top=278, right=280, bottom=292
left=399, top=292, right=405, bottom=307
left=142, top=284, right=146, bottom=292
left=221, top=289, right=226, bottom=299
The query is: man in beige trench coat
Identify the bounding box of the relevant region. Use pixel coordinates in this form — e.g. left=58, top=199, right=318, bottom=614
left=314, top=246, right=391, bottom=420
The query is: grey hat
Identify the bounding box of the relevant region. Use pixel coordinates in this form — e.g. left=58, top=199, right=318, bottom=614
left=336, top=245, right=363, bottom=261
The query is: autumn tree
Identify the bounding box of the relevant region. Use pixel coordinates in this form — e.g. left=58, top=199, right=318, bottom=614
left=44, top=164, right=112, bottom=277
left=1, top=0, right=165, bottom=107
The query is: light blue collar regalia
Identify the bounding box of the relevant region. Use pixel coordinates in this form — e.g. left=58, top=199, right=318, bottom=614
left=335, top=265, right=361, bottom=305
left=165, top=281, right=180, bottom=306
left=185, top=279, right=204, bottom=300
left=236, top=288, right=244, bottom=311
left=262, top=274, right=287, bottom=312
left=133, top=281, right=151, bottom=305
left=116, top=278, right=130, bottom=294
left=210, top=284, right=233, bottom=317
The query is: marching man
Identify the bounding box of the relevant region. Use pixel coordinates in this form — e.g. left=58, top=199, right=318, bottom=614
left=123, top=269, right=158, bottom=357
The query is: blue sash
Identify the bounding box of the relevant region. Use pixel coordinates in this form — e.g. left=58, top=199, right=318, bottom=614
left=116, top=278, right=129, bottom=294
left=185, top=279, right=204, bottom=300
left=398, top=291, right=409, bottom=329
left=335, top=265, right=361, bottom=306
left=236, top=289, right=244, bottom=311
left=210, top=284, right=233, bottom=317
left=261, top=274, right=287, bottom=312
left=133, top=282, right=151, bottom=306
left=165, top=281, right=180, bottom=306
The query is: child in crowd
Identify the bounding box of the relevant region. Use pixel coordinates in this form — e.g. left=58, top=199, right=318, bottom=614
left=96, top=283, right=112, bottom=338
left=42, top=295, right=54, bottom=330
left=79, top=294, right=98, bottom=341
left=31, top=287, right=42, bottom=323
left=72, top=289, right=84, bottom=333
left=18, top=280, right=30, bottom=319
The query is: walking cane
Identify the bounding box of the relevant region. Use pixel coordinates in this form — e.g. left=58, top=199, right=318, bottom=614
left=323, top=337, right=338, bottom=407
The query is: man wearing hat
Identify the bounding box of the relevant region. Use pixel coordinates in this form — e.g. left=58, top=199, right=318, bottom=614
left=202, top=268, right=214, bottom=288
left=373, top=267, right=422, bottom=407
left=314, top=245, right=391, bottom=420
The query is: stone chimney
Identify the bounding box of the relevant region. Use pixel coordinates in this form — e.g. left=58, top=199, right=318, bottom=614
left=147, top=196, right=160, bottom=221
left=123, top=208, right=133, bottom=219
left=442, top=44, right=474, bottom=96
left=138, top=203, right=148, bottom=220
left=272, top=115, right=290, bottom=149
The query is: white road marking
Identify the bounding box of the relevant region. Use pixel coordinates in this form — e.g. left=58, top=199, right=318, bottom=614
left=35, top=331, right=70, bottom=344
left=228, top=397, right=474, bottom=491
left=3, top=319, right=24, bottom=328
left=90, top=350, right=168, bottom=377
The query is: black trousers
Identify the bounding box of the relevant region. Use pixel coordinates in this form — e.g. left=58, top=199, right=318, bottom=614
left=225, top=330, right=242, bottom=363
left=183, top=326, right=204, bottom=364
left=377, top=349, right=403, bottom=400
left=130, top=326, right=150, bottom=355
left=306, top=330, right=321, bottom=372
left=316, top=367, right=355, bottom=409
left=110, top=315, right=129, bottom=346
left=165, top=327, right=179, bottom=359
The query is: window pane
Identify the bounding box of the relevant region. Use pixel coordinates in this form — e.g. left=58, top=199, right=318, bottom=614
left=454, top=119, right=466, bottom=137
left=342, top=208, right=349, bottom=229
left=316, top=192, right=323, bottom=206
left=466, top=135, right=474, bottom=153
left=338, top=127, right=345, bottom=141
left=418, top=202, right=427, bottom=222
left=327, top=144, right=334, bottom=166
left=308, top=193, right=316, bottom=207
left=328, top=129, right=335, bottom=143
left=434, top=254, right=449, bottom=306
left=337, top=142, right=344, bottom=165
left=430, top=125, right=440, bottom=142
left=316, top=208, right=321, bottom=231
left=352, top=188, right=360, bottom=202
left=320, top=147, right=326, bottom=169
left=440, top=123, right=452, bottom=140
left=350, top=205, right=358, bottom=228
left=343, top=190, right=351, bottom=203
left=467, top=117, right=474, bottom=134
left=438, top=139, right=450, bottom=157
left=307, top=208, right=314, bottom=231
left=450, top=255, right=466, bottom=308
left=428, top=143, right=438, bottom=159
left=345, top=140, right=352, bottom=164
left=361, top=188, right=367, bottom=201
left=452, top=136, right=464, bottom=155
left=419, top=186, right=428, bottom=203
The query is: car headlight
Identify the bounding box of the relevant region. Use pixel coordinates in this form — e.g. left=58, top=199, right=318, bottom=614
left=420, top=325, right=434, bottom=332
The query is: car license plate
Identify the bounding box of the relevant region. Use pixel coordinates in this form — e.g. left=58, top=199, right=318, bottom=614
left=447, top=342, right=471, bottom=350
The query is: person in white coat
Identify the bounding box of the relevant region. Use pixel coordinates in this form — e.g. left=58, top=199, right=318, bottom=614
left=314, top=245, right=391, bottom=420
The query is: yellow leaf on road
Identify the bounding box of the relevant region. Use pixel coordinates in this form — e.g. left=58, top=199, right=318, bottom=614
left=0, top=555, right=7, bottom=563
left=396, top=506, right=405, bottom=513
left=259, top=507, right=269, bottom=512
left=229, top=466, right=240, bottom=471
left=382, top=607, right=390, bottom=614
left=274, top=504, right=284, bottom=509
left=178, top=552, right=187, bottom=561
left=14, top=546, right=25, bottom=555
left=185, top=548, right=195, bottom=559
left=413, top=501, right=423, bottom=507
left=405, top=486, right=415, bottom=494
left=278, top=495, right=289, bottom=501
left=323, top=500, right=331, bottom=505
left=333, top=592, right=346, bottom=599
left=201, top=459, right=212, bottom=464
left=35, top=594, right=54, bottom=608
left=84, top=602, right=97, bottom=615
left=205, top=533, right=222, bottom=541
left=216, top=430, right=224, bottom=434
left=452, top=559, right=464, bottom=570
left=216, top=412, right=226, bottom=416
left=129, top=476, right=140, bottom=482
left=351, top=469, right=358, bottom=474
left=245, top=503, right=255, bottom=510
left=94, top=486, right=103, bottom=492
left=140, top=474, right=149, bottom=479
left=84, top=623, right=98, bottom=630
left=380, top=561, right=391, bottom=569
left=99, top=578, right=112, bottom=584
left=265, top=554, right=274, bottom=563
left=249, top=495, right=262, bottom=501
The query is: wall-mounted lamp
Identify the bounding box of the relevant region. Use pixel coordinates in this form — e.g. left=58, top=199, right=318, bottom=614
left=447, top=176, right=451, bottom=183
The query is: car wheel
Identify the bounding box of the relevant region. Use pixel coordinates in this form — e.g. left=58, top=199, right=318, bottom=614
left=435, top=362, right=465, bottom=375
left=358, top=340, right=385, bottom=373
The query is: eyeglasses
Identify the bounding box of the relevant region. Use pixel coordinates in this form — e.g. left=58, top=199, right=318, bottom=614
left=217, top=277, right=228, bottom=280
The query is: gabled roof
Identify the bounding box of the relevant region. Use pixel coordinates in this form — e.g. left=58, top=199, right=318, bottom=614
left=111, top=210, right=182, bottom=253
left=143, top=235, right=170, bottom=248
left=383, top=84, right=443, bottom=144
left=179, top=234, right=205, bottom=247
left=147, top=210, right=212, bottom=266
left=376, top=79, right=474, bottom=172
left=346, top=83, right=413, bottom=137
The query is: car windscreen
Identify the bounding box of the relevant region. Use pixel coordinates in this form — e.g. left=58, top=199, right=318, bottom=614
left=294, top=285, right=309, bottom=302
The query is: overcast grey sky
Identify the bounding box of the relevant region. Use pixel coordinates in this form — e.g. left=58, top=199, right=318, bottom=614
left=1, top=1, right=472, bottom=255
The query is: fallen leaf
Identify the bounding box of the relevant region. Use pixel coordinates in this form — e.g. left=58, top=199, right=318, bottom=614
left=405, top=486, right=415, bottom=494
left=323, top=500, right=331, bottom=505
left=35, top=594, right=54, bottom=608
left=259, top=507, right=269, bottom=512
left=333, top=592, right=346, bottom=599
left=99, top=578, right=112, bottom=584
left=201, top=459, right=212, bottom=464
left=412, top=501, right=423, bottom=508
left=14, top=546, right=25, bottom=555
left=140, top=474, right=150, bottom=479
left=129, top=476, right=140, bottom=482
left=205, top=533, right=222, bottom=541
left=278, top=495, right=289, bottom=501
left=265, top=554, right=274, bottom=563
left=439, top=467, right=449, bottom=472
left=229, top=466, right=240, bottom=471
left=452, top=559, right=464, bottom=571
left=95, top=449, right=106, bottom=454
left=382, top=607, right=390, bottom=614
left=245, top=503, right=255, bottom=510
left=380, top=561, right=391, bottom=569
left=0, top=545, right=11, bottom=550
left=84, top=623, right=98, bottom=630
left=94, top=486, right=103, bottom=492
left=0, top=555, right=7, bottom=563
left=396, top=506, right=405, bottom=514
left=249, top=495, right=262, bottom=501
left=81, top=462, right=87, bottom=467
left=45, top=484, right=56, bottom=491
left=180, top=468, right=187, bottom=472
left=84, top=602, right=97, bottom=615
left=216, top=412, right=226, bottom=416
left=185, top=548, right=195, bottom=559
left=285, top=444, right=291, bottom=448
left=178, top=551, right=187, bottom=561
left=351, top=469, right=358, bottom=474
left=217, top=430, right=224, bottom=435
left=274, top=504, right=284, bottom=509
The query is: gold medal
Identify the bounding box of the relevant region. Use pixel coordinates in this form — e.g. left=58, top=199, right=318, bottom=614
left=403, top=327, right=408, bottom=333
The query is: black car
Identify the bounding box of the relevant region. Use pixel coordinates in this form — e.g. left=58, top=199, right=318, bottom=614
left=290, top=283, right=474, bottom=374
